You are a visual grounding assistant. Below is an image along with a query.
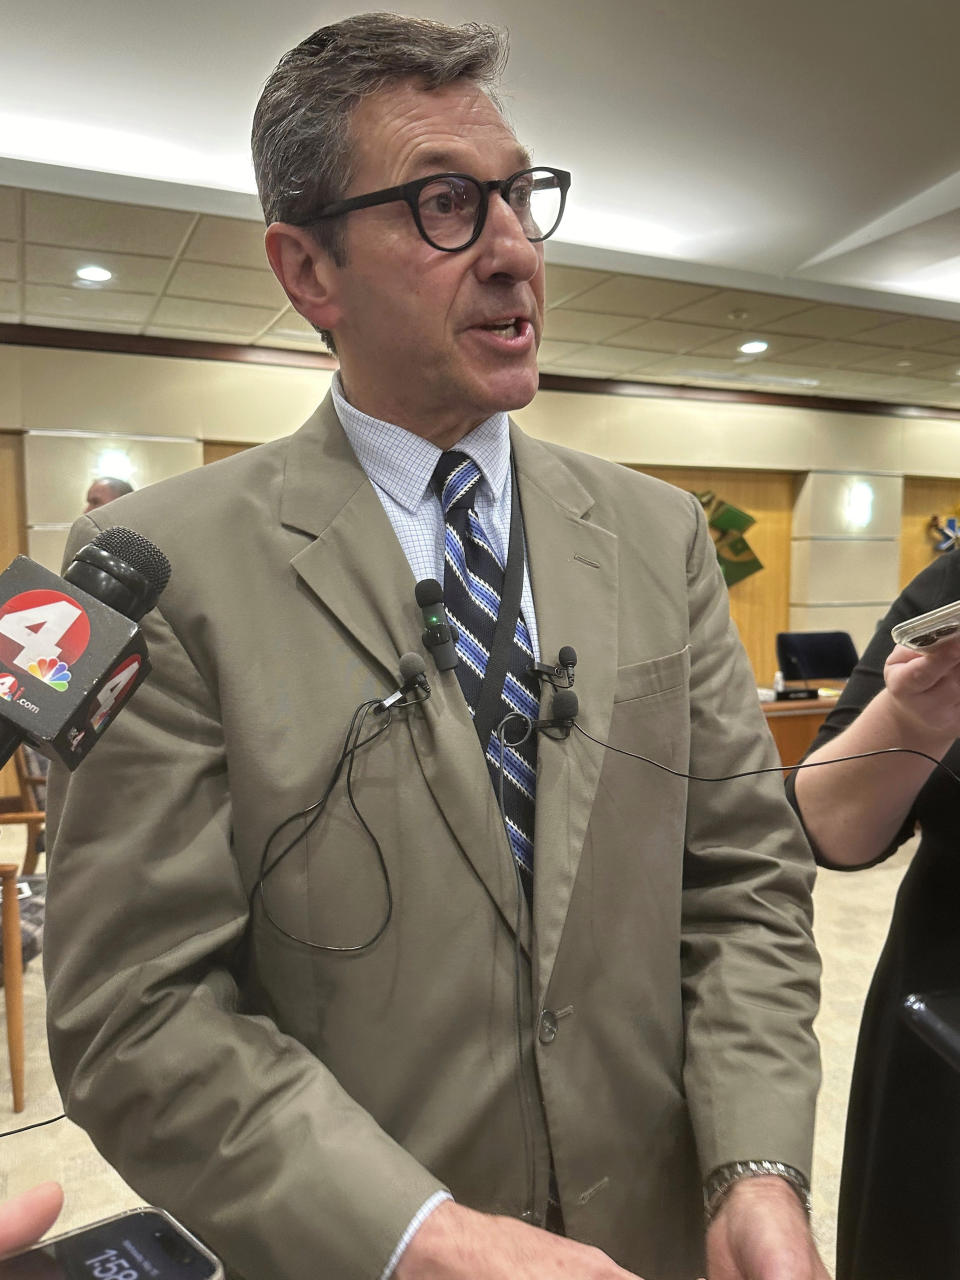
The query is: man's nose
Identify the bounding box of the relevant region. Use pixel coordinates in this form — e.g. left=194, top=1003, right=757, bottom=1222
left=474, top=192, right=541, bottom=281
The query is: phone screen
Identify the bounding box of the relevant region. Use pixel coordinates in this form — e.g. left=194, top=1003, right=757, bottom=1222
left=0, top=1210, right=219, bottom=1280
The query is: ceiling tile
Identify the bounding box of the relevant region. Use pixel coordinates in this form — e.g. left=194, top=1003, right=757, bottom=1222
left=544, top=265, right=612, bottom=308
left=0, top=188, right=19, bottom=239
left=264, top=310, right=320, bottom=340
left=254, top=333, right=324, bottom=350
left=690, top=333, right=816, bottom=360
left=913, top=358, right=960, bottom=380
left=567, top=275, right=718, bottom=318
left=25, top=191, right=195, bottom=256
left=25, top=316, right=144, bottom=335
left=167, top=260, right=287, bottom=308
left=549, top=343, right=651, bottom=373
left=854, top=316, right=960, bottom=348
left=762, top=304, right=903, bottom=341
left=919, top=336, right=960, bottom=357
left=145, top=325, right=255, bottom=343
left=0, top=241, right=17, bottom=281
left=607, top=318, right=733, bottom=353
left=0, top=280, right=20, bottom=321
left=543, top=308, right=636, bottom=343
left=150, top=297, right=279, bottom=336
left=25, top=283, right=154, bottom=324
left=25, top=243, right=170, bottom=292
left=182, top=215, right=268, bottom=269
left=846, top=349, right=949, bottom=374
left=722, top=361, right=825, bottom=389
left=662, top=289, right=812, bottom=328
left=537, top=339, right=588, bottom=364
left=643, top=354, right=752, bottom=380
left=785, top=340, right=900, bottom=369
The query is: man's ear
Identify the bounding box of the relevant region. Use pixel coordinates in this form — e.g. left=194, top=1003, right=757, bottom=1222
left=264, top=223, right=343, bottom=333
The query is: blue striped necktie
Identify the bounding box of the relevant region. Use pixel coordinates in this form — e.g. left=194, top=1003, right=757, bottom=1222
left=432, top=450, right=540, bottom=894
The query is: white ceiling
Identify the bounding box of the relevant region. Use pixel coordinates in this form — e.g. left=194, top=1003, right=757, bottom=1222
left=4, top=0, right=960, bottom=405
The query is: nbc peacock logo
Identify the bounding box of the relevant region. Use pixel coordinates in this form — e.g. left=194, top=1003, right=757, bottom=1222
left=26, top=657, right=72, bottom=691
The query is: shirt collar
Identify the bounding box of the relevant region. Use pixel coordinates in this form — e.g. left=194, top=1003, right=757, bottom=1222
left=331, top=372, right=511, bottom=513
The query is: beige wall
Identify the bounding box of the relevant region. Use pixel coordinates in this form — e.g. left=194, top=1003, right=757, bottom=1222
left=3, top=340, right=960, bottom=676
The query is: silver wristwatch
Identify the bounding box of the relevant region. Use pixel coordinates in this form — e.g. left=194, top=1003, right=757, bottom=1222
left=703, top=1159, right=812, bottom=1226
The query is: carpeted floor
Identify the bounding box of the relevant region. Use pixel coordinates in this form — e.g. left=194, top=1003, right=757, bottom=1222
left=0, top=828, right=914, bottom=1276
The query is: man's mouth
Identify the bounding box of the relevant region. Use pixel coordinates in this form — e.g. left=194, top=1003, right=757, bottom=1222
left=476, top=318, right=529, bottom=339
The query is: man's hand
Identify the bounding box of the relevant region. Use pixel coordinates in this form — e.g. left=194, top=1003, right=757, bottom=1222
left=0, top=1182, right=64, bottom=1259
left=394, top=1200, right=645, bottom=1279
left=706, top=1177, right=828, bottom=1280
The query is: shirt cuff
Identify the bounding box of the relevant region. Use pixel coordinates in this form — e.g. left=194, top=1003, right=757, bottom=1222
left=379, top=1190, right=454, bottom=1280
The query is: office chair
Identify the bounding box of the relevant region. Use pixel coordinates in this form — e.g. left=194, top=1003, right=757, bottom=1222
left=775, top=631, right=859, bottom=682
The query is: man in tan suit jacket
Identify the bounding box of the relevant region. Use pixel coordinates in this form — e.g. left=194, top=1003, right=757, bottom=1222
left=44, top=15, right=826, bottom=1280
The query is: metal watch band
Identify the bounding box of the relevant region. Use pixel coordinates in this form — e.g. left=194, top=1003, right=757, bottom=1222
left=703, top=1159, right=812, bottom=1226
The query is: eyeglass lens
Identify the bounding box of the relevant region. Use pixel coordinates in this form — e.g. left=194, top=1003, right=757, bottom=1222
left=417, top=169, right=564, bottom=249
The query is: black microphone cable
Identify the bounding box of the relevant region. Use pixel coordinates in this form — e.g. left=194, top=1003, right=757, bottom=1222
left=252, top=667, right=429, bottom=954
left=567, top=723, right=960, bottom=792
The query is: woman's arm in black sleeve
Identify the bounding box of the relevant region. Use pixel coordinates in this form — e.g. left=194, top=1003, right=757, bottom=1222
left=787, top=553, right=960, bottom=869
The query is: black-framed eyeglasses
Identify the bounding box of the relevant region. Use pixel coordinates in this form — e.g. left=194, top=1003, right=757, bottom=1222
left=302, top=166, right=571, bottom=252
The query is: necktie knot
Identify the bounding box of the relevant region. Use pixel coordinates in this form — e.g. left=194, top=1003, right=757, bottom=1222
left=432, top=450, right=480, bottom=516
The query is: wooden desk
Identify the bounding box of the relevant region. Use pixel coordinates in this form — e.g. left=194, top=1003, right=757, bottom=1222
left=762, top=696, right=838, bottom=769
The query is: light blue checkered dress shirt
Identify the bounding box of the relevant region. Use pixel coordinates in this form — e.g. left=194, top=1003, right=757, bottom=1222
left=331, top=374, right=540, bottom=661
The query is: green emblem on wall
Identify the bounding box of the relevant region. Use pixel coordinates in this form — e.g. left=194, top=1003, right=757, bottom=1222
left=694, top=490, right=763, bottom=586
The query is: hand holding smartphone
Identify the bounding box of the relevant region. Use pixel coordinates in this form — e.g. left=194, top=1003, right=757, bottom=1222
left=891, top=600, right=960, bottom=651
left=0, top=1210, right=222, bottom=1280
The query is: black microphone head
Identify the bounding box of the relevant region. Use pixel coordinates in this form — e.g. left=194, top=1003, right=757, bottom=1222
left=398, top=652, right=426, bottom=682
left=64, top=526, right=171, bottom=622
left=558, top=645, right=577, bottom=669
left=551, top=689, right=579, bottom=721
left=415, top=578, right=444, bottom=608
left=93, top=527, right=172, bottom=595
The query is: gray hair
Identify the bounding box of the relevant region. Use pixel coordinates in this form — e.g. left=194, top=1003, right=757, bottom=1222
left=252, top=12, right=509, bottom=353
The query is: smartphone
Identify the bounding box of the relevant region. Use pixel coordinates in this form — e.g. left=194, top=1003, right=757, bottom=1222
left=891, top=600, right=960, bottom=651
left=901, top=991, right=960, bottom=1074
left=0, top=1208, right=223, bottom=1280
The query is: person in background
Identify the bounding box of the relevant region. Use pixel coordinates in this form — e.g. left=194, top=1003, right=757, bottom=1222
left=0, top=1184, right=63, bottom=1260
left=44, top=14, right=825, bottom=1280
left=83, top=477, right=133, bottom=513
left=789, top=550, right=960, bottom=1280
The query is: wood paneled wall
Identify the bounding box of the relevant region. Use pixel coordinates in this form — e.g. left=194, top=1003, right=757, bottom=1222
left=0, top=433, right=26, bottom=800
left=636, top=465, right=795, bottom=685
left=203, top=441, right=254, bottom=466
left=900, top=475, right=960, bottom=590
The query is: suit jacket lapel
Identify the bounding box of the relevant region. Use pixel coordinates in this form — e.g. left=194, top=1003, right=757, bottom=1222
left=280, top=396, right=532, bottom=946
left=511, top=426, right=619, bottom=1003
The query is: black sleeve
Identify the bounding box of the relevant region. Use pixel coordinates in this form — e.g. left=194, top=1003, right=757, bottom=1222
left=785, top=551, right=960, bottom=871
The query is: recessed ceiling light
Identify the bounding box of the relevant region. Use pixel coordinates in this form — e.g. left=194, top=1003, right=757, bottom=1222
left=76, top=265, right=112, bottom=283
left=738, top=339, right=768, bottom=355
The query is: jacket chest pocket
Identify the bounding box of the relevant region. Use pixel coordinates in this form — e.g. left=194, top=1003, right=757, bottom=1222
left=608, top=645, right=691, bottom=769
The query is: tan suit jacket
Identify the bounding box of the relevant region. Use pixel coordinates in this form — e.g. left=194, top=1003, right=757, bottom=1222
left=45, top=397, right=820, bottom=1280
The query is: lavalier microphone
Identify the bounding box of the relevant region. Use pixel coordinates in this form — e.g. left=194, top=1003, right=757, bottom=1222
left=528, top=645, right=578, bottom=689
left=377, top=652, right=431, bottom=711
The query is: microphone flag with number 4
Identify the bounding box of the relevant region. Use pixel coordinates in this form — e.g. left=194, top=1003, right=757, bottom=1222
left=0, top=554, right=150, bottom=769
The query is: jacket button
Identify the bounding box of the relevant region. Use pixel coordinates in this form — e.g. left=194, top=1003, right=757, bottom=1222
left=538, top=1009, right=559, bottom=1044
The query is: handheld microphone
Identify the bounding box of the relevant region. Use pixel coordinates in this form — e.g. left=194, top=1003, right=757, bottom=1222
left=0, top=527, right=171, bottom=770
left=415, top=578, right=459, bottom=672
left=377, top=652, right=431, bottom=710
